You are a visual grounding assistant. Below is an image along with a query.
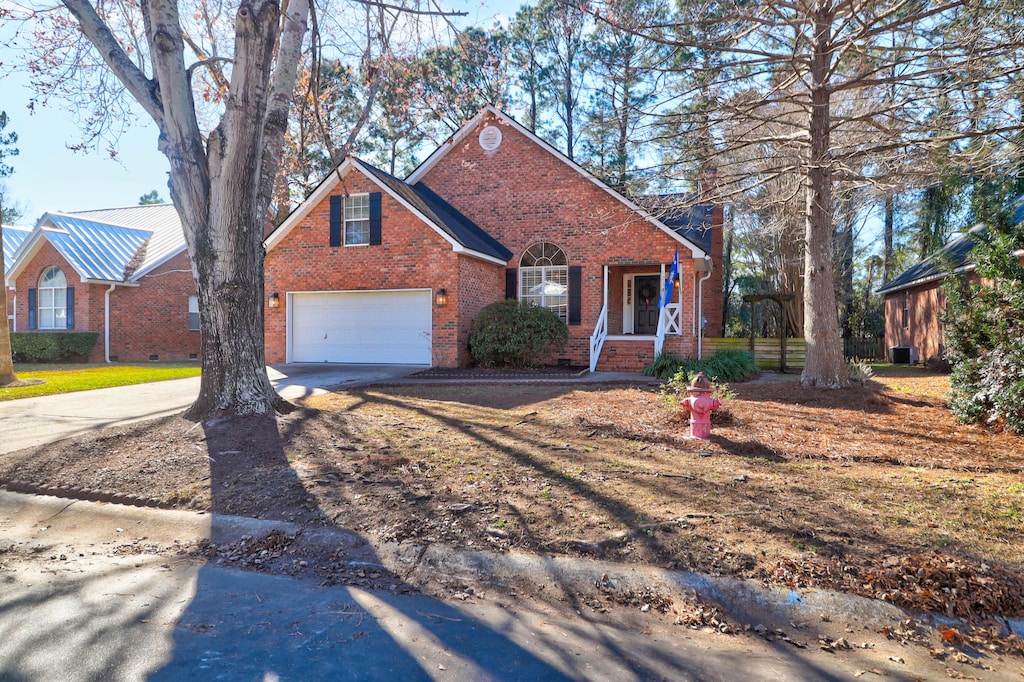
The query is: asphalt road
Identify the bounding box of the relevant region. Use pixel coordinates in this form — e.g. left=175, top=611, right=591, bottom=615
left=0, top=364, right=417, bottom=455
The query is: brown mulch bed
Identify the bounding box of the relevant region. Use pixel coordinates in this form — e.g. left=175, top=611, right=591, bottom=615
left=2, top=367, right=1023, bottom=651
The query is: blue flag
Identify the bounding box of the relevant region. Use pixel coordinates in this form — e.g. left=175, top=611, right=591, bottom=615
left=660, top=248, right=679, bottom=308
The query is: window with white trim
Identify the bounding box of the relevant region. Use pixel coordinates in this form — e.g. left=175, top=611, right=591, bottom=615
left=344, top=194, right=371, bottom=246
left=38, top=266, right=67, bottom=330
left=520, top=242, right=568, bottom=322
left=188, top=295, right=200, bottom=331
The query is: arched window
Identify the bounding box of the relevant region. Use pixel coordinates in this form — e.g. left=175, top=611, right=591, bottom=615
left=520, top=242, right=568, bottom=322
left=38, top=266, right=68, bottom=329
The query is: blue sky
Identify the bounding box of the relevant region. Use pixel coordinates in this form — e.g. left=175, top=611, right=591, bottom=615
left=0, top=0, right=520, bottom=225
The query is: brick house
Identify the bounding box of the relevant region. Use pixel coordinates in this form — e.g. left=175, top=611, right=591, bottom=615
left=264, top=106, right=724, bottom=371
left=877, top=195, right=1024, bottom=363
left=876, top=230, right=978, bottom=364
left=4, top=205, right=200, bottom=363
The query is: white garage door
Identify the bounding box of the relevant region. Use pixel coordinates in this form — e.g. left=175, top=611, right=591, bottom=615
left=289, top=290, right=432, bottom=364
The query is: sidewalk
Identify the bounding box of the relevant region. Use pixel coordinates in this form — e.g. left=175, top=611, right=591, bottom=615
left=2, top=490, right=1012, bottom=681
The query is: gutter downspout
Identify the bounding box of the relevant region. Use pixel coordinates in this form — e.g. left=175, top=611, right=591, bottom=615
left=697, top=258, right=713, bottom=360
left=104, top=284, right=116, bottom=363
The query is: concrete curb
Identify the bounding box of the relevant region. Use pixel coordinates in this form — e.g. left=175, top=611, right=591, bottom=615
left=7, top=488, right=1024, bottom=640
left=0, top=489, right=926, bottom=635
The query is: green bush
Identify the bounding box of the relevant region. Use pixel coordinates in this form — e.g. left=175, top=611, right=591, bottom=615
left=642, top=348, right=758, bottom=382
left=469, top=300, right=569, bottom=368
left=11, top=332, right=100, bottom=362
left=942, top=180, right=1024, bottom=434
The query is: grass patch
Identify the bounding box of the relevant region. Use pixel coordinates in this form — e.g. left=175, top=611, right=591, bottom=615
left=0, top=363, right=201, bottom=400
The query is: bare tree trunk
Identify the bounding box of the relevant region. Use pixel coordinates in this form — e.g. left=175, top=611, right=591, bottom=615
left=883, top=193, right=894, bottom=284
left=61, top=0, right=308, bottom=416
left=0, top=221, right=16, bottom=386
left=801, top=1, right=848, bottom=388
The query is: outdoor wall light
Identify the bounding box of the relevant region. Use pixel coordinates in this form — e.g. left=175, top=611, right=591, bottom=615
left=435, top=288, right=448, bottom=307
left=268, top=292, right=281, bottom=309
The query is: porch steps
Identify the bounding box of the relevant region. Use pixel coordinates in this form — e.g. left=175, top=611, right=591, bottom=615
left=595, top=339, right=656, bottom=373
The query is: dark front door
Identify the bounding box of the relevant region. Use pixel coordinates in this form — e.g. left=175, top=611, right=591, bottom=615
left=634, top=275, right=660, bottom=334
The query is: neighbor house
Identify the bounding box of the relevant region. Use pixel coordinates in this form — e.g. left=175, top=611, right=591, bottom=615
left=4, top=205, right=199, bottom=363
left=3, top=224, right=31, bottom=324
left=877, top=195, right=1024, bottom=364
left=264, top=106, right=724, bottom=372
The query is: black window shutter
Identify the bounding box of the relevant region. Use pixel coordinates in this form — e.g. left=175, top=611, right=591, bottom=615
left=369, top=192, right=382, bottom=245
left=66, top=287, right=75, bottom=329
left=27, top=288, right=36, bottom=329
left=568, top=266, right=582, bottom=326
left=505, top=268, right=518, bottom=299
left=329, top=195, right=342, bottom=247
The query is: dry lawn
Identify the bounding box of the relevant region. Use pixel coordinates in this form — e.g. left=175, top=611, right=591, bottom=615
left=3, top=367, right=1023, bottom=625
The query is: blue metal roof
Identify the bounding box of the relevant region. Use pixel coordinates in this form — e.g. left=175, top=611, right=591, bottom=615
left=3, top=225, right=31, bottom=275
left=42, top=214, right=153, bottom=282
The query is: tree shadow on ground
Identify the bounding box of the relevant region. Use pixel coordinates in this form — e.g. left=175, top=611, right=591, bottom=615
left=149, top=412, right=673, bottom=680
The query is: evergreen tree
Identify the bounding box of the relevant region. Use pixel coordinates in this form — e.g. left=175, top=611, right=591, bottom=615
left=943, top=180, right=1024, bottom=433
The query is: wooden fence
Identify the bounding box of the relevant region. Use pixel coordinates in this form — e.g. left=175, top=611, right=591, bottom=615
left=843, top=337, right=886, bottom=360
left=704, top=336, right=886, bottom=369
left=703, top=337, right=807, bottom=371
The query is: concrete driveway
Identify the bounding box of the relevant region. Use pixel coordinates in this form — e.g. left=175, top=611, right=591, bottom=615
left=0, top=364, right=418, bottom=455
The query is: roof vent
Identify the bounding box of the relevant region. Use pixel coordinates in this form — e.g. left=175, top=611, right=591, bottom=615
left=478, top=125, right=502, bottom=152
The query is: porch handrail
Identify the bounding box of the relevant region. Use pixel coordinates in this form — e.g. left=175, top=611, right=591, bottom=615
left=654, top=302, right=681, bottom=357
left=589, top=303, right=608, bottom=372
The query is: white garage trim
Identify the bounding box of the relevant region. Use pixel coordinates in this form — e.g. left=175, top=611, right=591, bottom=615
left=287, top=289, right=432, bottom=365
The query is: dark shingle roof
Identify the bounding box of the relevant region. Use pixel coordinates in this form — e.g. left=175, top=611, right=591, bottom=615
left=875, top=229, right=980, bottom=295
left=876, top=194, right=1024, bottom=295
left=637, top=193, right=715, bottom=254
left=357, top=160, right=513, bottom=262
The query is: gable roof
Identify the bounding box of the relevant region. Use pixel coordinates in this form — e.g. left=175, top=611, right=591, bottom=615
left=876, top=194, right=1024, bottom=296
left=5, top=204, right=186, bottom=285
left=359, top=162, right=513, bottom=261
left=406, top=105, right=710, bottom=260
left=875, top=229, right=980, bottom=295
left=67, top=204, right=185, bottom=279
left=265, top=157, right=512, bottom=264
left=3, top=224, right=31, bottom=276
left=638, top=194, right=715, bottom=254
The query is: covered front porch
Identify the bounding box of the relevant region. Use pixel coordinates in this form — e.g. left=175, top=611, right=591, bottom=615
left=589, top=258, right=712, bottom=372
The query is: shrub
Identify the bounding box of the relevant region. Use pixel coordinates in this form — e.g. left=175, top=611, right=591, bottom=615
left=469, top=300, right=569, bottom=368
left=643, top=348, right=758, bottom=382
left=942, top=179, right=1024, bottom=434
left=659, top=371, right=737, bottom=424
left=846, top=357, right=876, bottom=386
left=11, top=332, right=100, bottom=362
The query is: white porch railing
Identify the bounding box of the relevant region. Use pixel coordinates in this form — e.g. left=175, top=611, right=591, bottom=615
left=589, top=302, right=608, bottom=372
left=654, top=302, right=682, bottom=357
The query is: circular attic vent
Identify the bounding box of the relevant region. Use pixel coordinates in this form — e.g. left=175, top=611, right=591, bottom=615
left=478, top=125, right=502, bottom=151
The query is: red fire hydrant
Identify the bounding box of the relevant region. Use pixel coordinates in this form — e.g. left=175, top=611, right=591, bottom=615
left=680, top=372, right=720, bottom=439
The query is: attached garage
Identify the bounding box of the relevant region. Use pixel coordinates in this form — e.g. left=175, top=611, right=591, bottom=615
left=288, top=290, right=432, bottom=364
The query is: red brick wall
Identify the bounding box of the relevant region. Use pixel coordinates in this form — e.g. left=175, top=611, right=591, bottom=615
left=108, top=252, right=199, bottom=362
left=456, top=255, right=504, bottom=365
left=264, top=169, right=463, bottom=365
left=884, top=282, right=946, bottom=363
left=418, top=112, right=706, bottom=368
left=12, top=243, right=199, bottom=363
left=12, top=244, right=105, bottom=361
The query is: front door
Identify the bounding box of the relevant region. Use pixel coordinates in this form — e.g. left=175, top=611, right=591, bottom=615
left=633, top=275, right=660, bottom=335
